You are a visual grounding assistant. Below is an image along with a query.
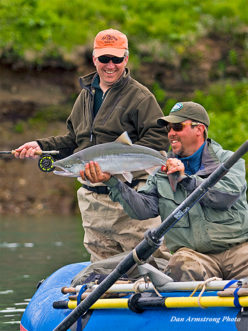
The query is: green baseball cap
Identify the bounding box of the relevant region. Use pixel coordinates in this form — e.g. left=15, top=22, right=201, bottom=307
left=158, top=101, right=210, bottom=127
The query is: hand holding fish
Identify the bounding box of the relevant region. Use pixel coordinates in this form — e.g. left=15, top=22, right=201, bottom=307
left=161, top=158, right=185, bottom=179
left=14, top=141, right=42, bottom=159
left=80, top=161, right=111, bottom=183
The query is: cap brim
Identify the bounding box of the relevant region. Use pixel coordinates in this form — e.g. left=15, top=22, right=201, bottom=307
left=94, top=48, right=126, bottom=57
left=157, top=115, right=188, bottom=127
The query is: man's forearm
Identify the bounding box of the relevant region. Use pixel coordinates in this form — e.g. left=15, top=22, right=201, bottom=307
left=105, top=177, right=159, bottom=219
left=180, top=174, right=242, bottom=210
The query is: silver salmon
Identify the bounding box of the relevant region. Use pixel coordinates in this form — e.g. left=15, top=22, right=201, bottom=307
left=53, top=132, right=178, bottom=190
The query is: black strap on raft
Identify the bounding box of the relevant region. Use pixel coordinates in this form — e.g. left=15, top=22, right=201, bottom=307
left=53, top=140, right=248, bottom=331
left=128, top=293, right=165, bottom=313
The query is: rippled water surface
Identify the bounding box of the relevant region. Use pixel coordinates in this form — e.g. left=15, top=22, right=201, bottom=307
left=0, top=216, right=89, bottom=331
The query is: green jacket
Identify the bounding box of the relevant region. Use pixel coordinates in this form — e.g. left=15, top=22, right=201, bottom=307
left=106, top=139, right=248, bottom=254
left=37, top=69, right=169, bottom=159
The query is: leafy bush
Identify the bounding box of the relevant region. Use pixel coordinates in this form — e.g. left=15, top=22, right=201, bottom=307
left=193, top=80, right=248, bottom=164
left=0, top=0, right=247, bottom=62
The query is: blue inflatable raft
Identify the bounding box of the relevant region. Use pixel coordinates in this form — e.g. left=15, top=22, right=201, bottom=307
left=20, top=262, right=248, bottom=331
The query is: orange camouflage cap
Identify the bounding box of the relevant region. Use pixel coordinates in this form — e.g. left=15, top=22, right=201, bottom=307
left=93, top=29, right=128, bottom=57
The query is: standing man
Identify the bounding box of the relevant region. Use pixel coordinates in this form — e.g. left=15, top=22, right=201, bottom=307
left=14, top=28, right=170, bottom=262
left=82, top=101, right=248, bottom=281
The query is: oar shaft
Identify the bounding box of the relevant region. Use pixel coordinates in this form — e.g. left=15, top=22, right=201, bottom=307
left=54, top=298, right=129, bottom=310
left=165, top=296, right=248, bottom=308
left=62, top=280, right=234, bottom=295
left=54, top=295, right=248, bottom=310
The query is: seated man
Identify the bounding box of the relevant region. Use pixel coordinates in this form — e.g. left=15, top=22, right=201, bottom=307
left=81, top=101, right=248, bottom=281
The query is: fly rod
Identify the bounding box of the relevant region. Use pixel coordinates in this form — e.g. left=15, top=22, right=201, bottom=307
left=0, top=150, right=59, bottom=155
left=0, top=149, right=60, bottom=172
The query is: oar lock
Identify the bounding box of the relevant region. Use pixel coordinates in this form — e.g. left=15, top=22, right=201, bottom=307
left=137, top=263, right=173, bottom=289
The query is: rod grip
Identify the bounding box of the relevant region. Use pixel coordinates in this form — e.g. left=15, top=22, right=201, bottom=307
left=11, top=149, right=59, bottom=155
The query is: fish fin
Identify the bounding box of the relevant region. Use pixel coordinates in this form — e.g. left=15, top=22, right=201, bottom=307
left=115, top=132, right=133, bottom=146
left=122, top=172, right=133, bottom=183
left=168, top=171, right=180, bottom=192
left=145, top=166, right=161, bottom=176
left=159, top=150, right=167, bottom=157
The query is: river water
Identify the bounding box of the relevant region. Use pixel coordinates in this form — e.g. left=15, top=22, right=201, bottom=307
left=0, top=215, right=90, bottom=331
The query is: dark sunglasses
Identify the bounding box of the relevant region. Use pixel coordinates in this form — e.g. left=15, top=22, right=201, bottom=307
left=98, top=55, right=125, bottom=64
left=166, top=122, right=200, bottom=132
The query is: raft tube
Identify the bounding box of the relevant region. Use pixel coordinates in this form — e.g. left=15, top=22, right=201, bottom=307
left=20, top=262, right=248, bottom=331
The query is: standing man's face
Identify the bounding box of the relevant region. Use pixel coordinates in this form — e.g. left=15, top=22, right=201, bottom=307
left=93, top=54, right=128, bottom=91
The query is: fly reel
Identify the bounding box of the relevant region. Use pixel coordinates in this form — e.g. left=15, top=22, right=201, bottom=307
left=38, top=154, right=55, bottom=172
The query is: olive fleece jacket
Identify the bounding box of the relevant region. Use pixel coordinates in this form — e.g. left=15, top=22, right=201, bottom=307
left=37, top=68, right=169, bottom=159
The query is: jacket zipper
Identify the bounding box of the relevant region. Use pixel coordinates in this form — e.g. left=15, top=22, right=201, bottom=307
left=90, top=88, right=95, bottom=142
left=101, top=77, right=129, bottom=126
left=89, top=73, right=129, bottom=143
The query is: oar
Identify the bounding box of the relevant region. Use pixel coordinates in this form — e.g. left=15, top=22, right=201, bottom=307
left=61, top=279, right=237, bottom=295
left=0, top=150, right=59, bottom=156
left=53, top=295, right=248, bottom=310
left=54, top=140, right=248, bottom=331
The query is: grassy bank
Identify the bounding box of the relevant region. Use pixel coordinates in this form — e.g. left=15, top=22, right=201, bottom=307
left=1, top=0, right=247, bottom=64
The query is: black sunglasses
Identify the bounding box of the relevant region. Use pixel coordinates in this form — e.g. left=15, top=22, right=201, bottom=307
left=166, top=122, right=200, bottom=132
left=98, top=55, right=125, bottom=64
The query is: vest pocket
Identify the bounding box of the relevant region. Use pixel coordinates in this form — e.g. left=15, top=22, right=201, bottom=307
left=203, top=207, right=234, bottom=223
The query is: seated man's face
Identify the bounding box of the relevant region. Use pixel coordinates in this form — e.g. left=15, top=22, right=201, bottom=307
left=167, top=120, right=203, bottom=157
